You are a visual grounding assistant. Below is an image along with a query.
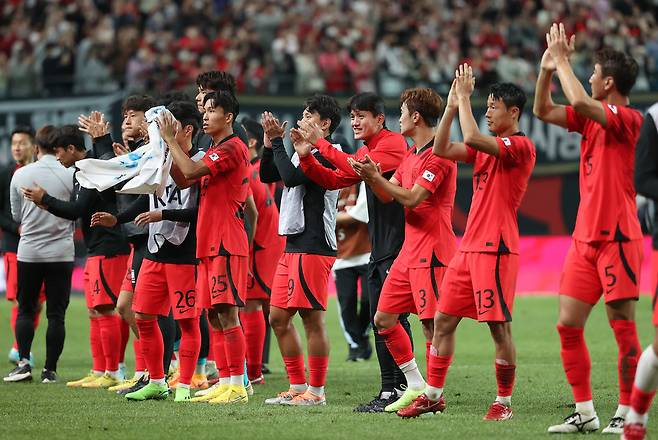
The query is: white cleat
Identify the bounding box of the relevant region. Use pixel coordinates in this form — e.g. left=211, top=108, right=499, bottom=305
left=548, top=412, right=600, bottom=434
left=601, top=416, right=624, bottom=434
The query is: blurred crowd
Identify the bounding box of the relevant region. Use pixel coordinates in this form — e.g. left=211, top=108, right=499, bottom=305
left=0, top=0, right=656, bottom=99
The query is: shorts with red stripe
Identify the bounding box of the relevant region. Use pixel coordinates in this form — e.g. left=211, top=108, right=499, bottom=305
left=378, top=258, right=446, bottom=320
left=438, top=251, right=518, bottom=322
left=133, top=258, right=198, bottom=319
left=560, top=239, right=642, bottom=305
left=270, top=253, right=335, bottom=311
left=84, top=254, right=130, bottom=309
left=196, top=255, right=247, bottom=309
left=247, top=242, right=285, bottom=301
left=4, top=252, right=46, bottom=303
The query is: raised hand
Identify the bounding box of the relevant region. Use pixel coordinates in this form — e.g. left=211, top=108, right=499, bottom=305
left=296, top=119, right=324, bottom=145
left=446, top=78, right=458, bottom=110
left=546, top=22, right=575, bottom=63
left=90, top=212, right=117, bottom=228
left=454, top=63, right=475, bottom=99
left=348, top=155, right=381, bottom=182
left=156, top=112, right=179, bottom=145
left=260, top=112, right=288, bottom=140
left=113, top=142, right=130, bottom=156
left=78, top=111, right=109, bottom=138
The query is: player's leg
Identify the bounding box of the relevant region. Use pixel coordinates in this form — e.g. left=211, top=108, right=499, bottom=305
left=125, top=311, right=168, bottom=401
left=39, top=261, right=73, bottom=383
left=335, top=266, right=364, bottom=360
left=548, top=241, right=601, bottom=433
left=485, top=322, right=516, bottom=421
left=356, top=264, right=372, bottom=360
left=623, top=327, right=658, bottom=440
left=210, top=303, right=248, bottom=404
left=241, top=299, right=266, bottom=382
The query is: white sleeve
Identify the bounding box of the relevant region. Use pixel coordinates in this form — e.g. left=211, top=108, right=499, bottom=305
left=345, top=181, right=368, bottom=223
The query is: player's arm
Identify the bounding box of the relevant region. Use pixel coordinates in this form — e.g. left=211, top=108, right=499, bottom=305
left=244, top=194, right=258, bottom=248
left=36, top=184, right=96, bottom=220
left=296, top=120, right=360, bottom=174
left=158, top=112, right=210, bottom=181
left=259, top=145, right=282, bottom=183
left=454, top=64, right=501, bottom=157
left=533, top=48, right=570, bottom=128
left=269, top=137, right=312, bottom=187
left=548, top=23, right=606, bottom=126
left=9, top=176, right=23, bottom=223
left=433, top=79, right=470, bottom=161
left=635, top=115, right=658, bottom=200
left=91, top=195, right=149, bottom=228
left=161, top=207, right=198, bottom=223
left=0, top=170, right=20, bottom=234
left=350, top=155, right=431, bottom=209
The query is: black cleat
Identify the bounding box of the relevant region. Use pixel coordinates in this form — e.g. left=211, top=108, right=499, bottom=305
left=356, top=340, right=373, bottom=361
left=117, top=374, right=148, bottom=395
left=354, top=393, right=399, bottom=413
left=3, top=362, right=32, bottom=382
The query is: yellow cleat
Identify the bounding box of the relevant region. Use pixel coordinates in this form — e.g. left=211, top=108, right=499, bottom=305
left=81, top=373, right=120, bottom=389
left=190, top=373, right=208, bottom=389
left=208, top=385, right=249, bottom=405
left=190, top=384, right=228, bottom=402
left=66, top=372, right=101, bottom=387
left=108, top=375, right=141, bottom=392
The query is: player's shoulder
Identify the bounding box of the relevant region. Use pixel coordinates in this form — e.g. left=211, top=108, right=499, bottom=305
left=500, top=133, right=536, bottom=150
left=381, top=129, right=408, bottom=147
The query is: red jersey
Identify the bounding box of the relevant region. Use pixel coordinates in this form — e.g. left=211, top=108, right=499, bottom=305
left=393, top=144, right=457, bottom=267
left=248, top=159, right=283, bottom=249
left=197, top=134, right=250, bottom=258
left=566, top=102, right=643, bottom=242
left=460, top=134, right=536, bottom=254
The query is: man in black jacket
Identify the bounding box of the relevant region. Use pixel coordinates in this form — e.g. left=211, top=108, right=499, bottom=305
left=0, top=126, right=40, bottom=365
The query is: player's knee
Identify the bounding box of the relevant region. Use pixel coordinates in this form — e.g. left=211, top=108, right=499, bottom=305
left=268, top=312, right=289, bottom=332
left=421, top=320, right=434, bottom=340
left=433, top=313, right=457, bottom=336
left=373, top=312, right=394, bottom=331
left=606, top=298, right=636, bottom=321
left=488, top=322, right=512, bottom=344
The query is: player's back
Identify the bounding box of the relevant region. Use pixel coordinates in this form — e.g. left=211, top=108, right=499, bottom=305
left=566, top=103, right=643, bottom=242
left=460, top=134, right=536, bottom=254
left=197, top=135, right=251, bottom=258
left=248, top=159, right=281, bottom=249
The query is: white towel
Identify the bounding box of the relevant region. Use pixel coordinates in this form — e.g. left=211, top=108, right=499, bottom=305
left=75, top=106, right=173, bottom=197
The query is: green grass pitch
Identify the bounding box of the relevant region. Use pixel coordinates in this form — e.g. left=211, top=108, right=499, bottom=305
left=0, top=295, right=655, bottom=439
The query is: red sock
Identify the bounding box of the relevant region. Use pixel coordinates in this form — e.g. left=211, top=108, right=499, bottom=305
left=212, top=328, right=230, bottom=378
left=610, top=320, right=641, bottom=405
left=427, top=350, right=452, bottom=389
left=178, top=317, right=201, bottom=385
left=630, top=384, right=657, bottom=415
left=136, top=318, right=164, bottom=380
left=240, top=310, right=265, bottom=379
left=90, top=317, right=105, bottom=372
left=379, top=323, right=414, bottom=366
left=557, top=325, right=591, bottom=402
left=308, top=355, right=328, bottom=388
left=223, top=325, right=246, bottom=377
left=495, top=362, right=516, bottom=397
left=119, top=317, right=129, bottom=364
left=283, top=354, right=306, bottom=385
left=133, top=337, right=146, bottom=372
left=10, top=305, right=18, bottom=350
left=98, top=315, right=121, bottom=372
left=425, top=341, right=432, bottom=375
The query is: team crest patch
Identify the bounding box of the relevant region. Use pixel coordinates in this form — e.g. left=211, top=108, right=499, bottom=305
left=502, top=137, right=511, bottom=146
left=209, top=153, right=219, bottom=161
left=608, top=104, right=618, bottom=114
left=422, top=170, right=435, bottom=182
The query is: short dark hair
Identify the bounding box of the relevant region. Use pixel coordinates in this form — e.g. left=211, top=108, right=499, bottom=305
left=122, top=94, right=156, bottom=115
left=594, top=47, right=639, bottom=96
left=53, top=125, right=86, bottom=152
left=305, top=94, right=342, bottom=134
left=203, top=91, right=239, bottom=122
left=196, top=71, right=237, bottom=96
left=158, top=91, right=192, bottom=107
left=11, top=125, right=35, bottom=141
left=167, top=101, right=202, bottom=138
left=240, top=117, right=264, bottom=152
left=489, top=83, right=527, bottom=121
left=347, top=92, right=386, bottom=118
left=35, top=125, right=57, bottom=154
left=400, top=88, right=443, bottom=127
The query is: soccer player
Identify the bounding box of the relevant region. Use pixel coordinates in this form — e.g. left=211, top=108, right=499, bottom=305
left=534, top=24, right=644, bottom=434
left=624, top=102, right=658, bottom=440
left=0, top=126, right=42, bottom=365
left=348, top=88, right=457, bottom=413
left=397, top=66, right=535, bottom=420
left=92, top=101, right=204, bottom=402
left=3, top=126, right=74, bottom=383
left=239, top=117, right=285, bottom=384
left=21, top=125, right=131, bottom=389
left=258, top=94, right=342, bottom=406
left=295, top=92, right=411, bottom=412
left=167, top=90, right=251, bottom=404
